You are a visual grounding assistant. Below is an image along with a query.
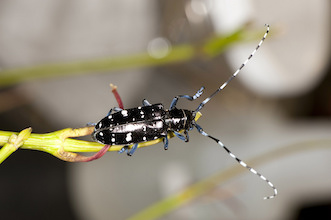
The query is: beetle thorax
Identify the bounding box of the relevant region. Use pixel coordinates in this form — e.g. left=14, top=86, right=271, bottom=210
left=165, top=108, right=194, bottom=132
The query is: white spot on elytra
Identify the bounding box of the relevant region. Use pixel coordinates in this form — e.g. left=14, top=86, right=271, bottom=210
left=97, top=122, right=102, bottom=128
left=99, top=132, right=104, bottom=136
left=111, top=138, right=115, bottom=142
left=126, top=132, right=132, bottom=142
left=143, top=136, right=147, bottom=141
left=108, top=115, right=112, bottom=119
left=172, top=118, right=180, bottom=123
left=121, top=110, right=128, bottom=117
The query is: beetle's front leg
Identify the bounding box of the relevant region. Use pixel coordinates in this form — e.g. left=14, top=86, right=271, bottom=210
left=169, top=87, right=204, bottom=110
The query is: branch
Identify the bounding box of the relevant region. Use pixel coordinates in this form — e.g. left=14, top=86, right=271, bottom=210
left=128, top=138, right=331, bottom=220
left=0, top=127, right=32, bottom=163
left=0, top=25, right=267, bottom=87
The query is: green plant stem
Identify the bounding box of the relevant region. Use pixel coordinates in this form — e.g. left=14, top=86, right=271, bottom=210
left=128, top=138, right=331, bottom=220
left=0, top=128, right=160, bottom=161
left=0, top=27, right=265, bottom=87
left=0, top=128, right=32, bottom=163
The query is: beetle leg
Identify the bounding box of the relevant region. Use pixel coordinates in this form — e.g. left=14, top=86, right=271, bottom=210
left=107, top=107, right=123, bottom=116
left=118, top=145, right=128, bottom=154
left=163, top=135, right=169, bottom=150
left=142, top=99, right=152, bottom=106
left=174, top=130, right=189, bottom=142
left=86, top=122, right=97, bottom=126
left=170, top=87, right=204, bottom=110
left=106, top=109, right=114, bottom=117
left=127, top=143, right=139, bottom=156
left=184, top=130, right=189, bottom=142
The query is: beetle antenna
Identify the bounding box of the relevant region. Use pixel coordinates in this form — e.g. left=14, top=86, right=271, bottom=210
left=195, top=123, right=277, bottom=199
left=194, top=24, right=270, bottom=113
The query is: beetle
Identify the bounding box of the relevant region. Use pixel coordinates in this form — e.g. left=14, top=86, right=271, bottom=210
left=92, top=24, right=277, bottom=199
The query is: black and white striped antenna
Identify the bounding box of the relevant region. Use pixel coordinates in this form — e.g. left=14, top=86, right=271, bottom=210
left=195, top=123, right=277, bottom=199
left=194, top=24, right=277, bottom=199
left=194, top=24, right=270, bottom=113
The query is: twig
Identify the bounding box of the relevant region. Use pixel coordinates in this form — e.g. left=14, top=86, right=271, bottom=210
left=0, top=26, right=267, bottom=87
left=128, top=138, right=331, bottom=220
left=0, top=127, right=32, bottom=163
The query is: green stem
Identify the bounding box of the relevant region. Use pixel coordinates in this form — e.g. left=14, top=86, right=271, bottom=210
left=128, top=138, right=331, bottom=220
left=0, top=27, right=264, bottom=87
left=0, top=128, right=32, bottom=163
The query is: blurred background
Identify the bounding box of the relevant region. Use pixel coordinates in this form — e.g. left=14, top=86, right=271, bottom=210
left=0, top=0, right=330, bottom=219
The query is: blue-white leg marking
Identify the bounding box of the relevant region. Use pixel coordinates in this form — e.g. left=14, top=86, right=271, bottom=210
left=86, top=122, right=97, bottom=126
left=127, top=143, right=139, bottom=156
left=107, top=107, right=123, bottom=116
left=174, top=131, right=189, bottom=142
left=170, top=87, right=204, bottom=110
left=118, top=146, right=128, bottom=154
left=163, top=135, right=169, bottom=150
left=142, top=99, right=152, bottom=106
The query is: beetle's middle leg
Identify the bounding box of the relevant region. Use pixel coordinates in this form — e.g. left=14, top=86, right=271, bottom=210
left=174, top=130, right=189, bottom=142
left=118, top=144, right=139, bottom=156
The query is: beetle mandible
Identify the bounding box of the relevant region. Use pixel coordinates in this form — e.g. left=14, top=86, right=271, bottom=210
left=93, top=24, right=277, bottom=199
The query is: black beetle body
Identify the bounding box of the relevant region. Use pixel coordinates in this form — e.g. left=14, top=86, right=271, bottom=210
left=93, top=104, right=194, bottom=146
